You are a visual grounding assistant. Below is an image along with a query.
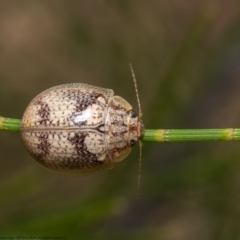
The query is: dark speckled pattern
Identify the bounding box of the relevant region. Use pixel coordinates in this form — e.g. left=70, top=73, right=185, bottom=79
left=21, top=83, right=144, bottom=174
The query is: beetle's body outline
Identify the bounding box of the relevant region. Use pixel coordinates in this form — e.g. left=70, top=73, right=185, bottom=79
left=21, top=83, right=144, bottom=174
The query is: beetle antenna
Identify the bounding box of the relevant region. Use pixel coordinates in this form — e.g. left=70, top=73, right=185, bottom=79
left=130, top=64, right=142, bottom=118
left=129, top=63, right=143, bottom=197
left=136, top=139, right=143, bottom=198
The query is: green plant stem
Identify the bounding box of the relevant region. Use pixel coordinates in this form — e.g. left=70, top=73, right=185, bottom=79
left=142, top=129, right=240, bottom=142
left=1, top=116, right=240, bottom=142
left=0, top=117, right=21, bottom=132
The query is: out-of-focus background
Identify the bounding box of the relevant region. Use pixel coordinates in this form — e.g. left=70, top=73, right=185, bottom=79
left=1, top=0, right=240, bottom=239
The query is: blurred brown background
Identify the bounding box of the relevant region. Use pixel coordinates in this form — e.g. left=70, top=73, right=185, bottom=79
left=1, top=0, right=240, bottom=239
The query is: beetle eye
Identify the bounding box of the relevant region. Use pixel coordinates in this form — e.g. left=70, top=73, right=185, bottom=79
left=130, top=139, right=137, bottom=147
left=130, top=111, right=137, bottom=118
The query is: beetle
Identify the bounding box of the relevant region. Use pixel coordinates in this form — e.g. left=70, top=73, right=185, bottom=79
left=20, top=80, right=144, bottom=174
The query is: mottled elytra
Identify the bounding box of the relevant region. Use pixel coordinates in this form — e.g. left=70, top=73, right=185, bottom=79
left=20, top=83, right=144, bottom=174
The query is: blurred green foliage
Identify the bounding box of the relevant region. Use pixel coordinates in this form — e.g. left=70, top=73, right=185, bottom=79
left=1, top=0, right=240, bottom=239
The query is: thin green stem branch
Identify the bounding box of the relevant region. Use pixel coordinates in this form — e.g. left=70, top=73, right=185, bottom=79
left=0, top=117, right=21, bottom=132
left=142, top=129, right=240, bottom=142
left=1, top=116, right=240, bottom=142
